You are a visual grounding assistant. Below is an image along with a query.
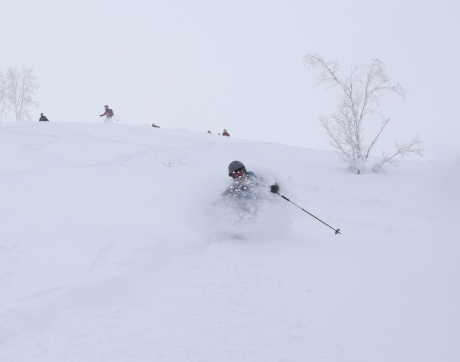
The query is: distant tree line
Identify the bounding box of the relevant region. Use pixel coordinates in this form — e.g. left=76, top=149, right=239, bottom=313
left=0, top=66, right=39, bottom=122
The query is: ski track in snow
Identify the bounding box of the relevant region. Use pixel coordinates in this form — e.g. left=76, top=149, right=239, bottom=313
left=0, top=122, right=459, bottom=362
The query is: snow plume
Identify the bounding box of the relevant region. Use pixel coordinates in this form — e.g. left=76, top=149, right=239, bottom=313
left=206, top=190, right=292, bottom=242
left=1, top=122, right=459, bottom=362
left=184, top=169, right=293, bottom=243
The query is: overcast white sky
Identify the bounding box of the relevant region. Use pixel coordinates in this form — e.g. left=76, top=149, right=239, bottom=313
left=1, top=0, right=459, bottom=162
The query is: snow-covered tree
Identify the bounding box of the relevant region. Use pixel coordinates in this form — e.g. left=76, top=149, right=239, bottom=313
left=305, top=54, right=424, bottom=174
left=4, top=67, right=39, bottom=122
left=0, top=71, right=8, bottom=122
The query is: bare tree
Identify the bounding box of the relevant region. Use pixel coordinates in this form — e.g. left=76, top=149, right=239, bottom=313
left=305, top=54, right=424, bottom=174
left=0, top=71, right=8, bottom=122
left=5, top=67, right=39, bottom=122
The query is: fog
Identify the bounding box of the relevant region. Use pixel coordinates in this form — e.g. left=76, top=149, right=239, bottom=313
left=1, top=0, right=459, bottom=162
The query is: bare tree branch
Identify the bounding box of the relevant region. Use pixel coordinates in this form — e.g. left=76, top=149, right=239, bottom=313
left=5, top=67, right=39, bottom=122
left=305, top=54, right=421, bottom=174
left=0, top=71, right=8, bottom=122
left=372, top=135, right=425, bottom=173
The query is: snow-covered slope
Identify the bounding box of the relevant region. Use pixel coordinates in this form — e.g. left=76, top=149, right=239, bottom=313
left=0, top=122, right=459, bottom=362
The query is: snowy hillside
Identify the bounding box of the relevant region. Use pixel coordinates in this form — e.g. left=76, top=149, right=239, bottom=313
left=0, top=122, right=459, bottom=362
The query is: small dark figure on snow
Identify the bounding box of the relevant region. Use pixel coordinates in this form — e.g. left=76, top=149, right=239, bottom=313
left=152, top=123, right=160, bottom=128
left=39, top=113, right=49, bottom=122
left=207, top=130, right=212, bottom=134
left=100, top=105, right=114, bottom=123
left=222, top=129, right=230, bottom=137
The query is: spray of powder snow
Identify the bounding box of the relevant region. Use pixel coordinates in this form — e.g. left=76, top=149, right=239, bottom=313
left=185, top=170, right=294, bottom=242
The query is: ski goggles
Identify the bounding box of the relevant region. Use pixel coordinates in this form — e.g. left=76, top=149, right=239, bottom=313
left=231, top=168, right=245, bottom=178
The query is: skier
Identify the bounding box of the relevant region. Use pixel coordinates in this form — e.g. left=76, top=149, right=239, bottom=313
left=152, top=123, right=160, bottom=128
left=100, top=105, right=114, bottom=123
left=223, top=160, right=279, bottom=199
left=222, top=129, right=230, bottom=137
left=221, top=160, right=279, bottom=213
left=222, top=161, right=258, bottom=200
left=39, top=113, right=49, bottom=122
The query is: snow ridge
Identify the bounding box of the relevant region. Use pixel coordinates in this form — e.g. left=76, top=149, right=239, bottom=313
left=0, top=122, right=459, bottom=362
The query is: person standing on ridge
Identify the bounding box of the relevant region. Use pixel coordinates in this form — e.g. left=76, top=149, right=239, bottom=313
left=222, top=129, right=230, bottom=136
left=39, top=113, right=49, bottom=122
left=100, top=105, right=114, bottom=123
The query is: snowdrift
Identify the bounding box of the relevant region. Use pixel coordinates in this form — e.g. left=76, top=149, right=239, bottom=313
left=0, top=122, right=459, bottom=362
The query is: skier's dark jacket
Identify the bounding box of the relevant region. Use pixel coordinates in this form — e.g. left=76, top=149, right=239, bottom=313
left=39, top=115, right=49, bottom=122
left=101, top=108, right=114, bottom=117
left=222, top=171, right=258, bottom=201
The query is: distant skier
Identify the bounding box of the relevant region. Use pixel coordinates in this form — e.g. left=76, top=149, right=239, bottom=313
left=152, top=123, right=160, bottom=128
left=100, top=105, right=114, bottom=123
left=207, top=130, right=212, bottom=134
left=39, top=113, right=49, bottom=122
left=222, top=129, right=230, bottom=137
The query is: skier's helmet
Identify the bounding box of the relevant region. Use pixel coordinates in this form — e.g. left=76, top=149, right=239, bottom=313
left=228, top=160, right=246, bottom=177
left=104, top=105, right=108, bottom=108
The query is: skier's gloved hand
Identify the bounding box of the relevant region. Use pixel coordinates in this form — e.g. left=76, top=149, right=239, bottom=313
left=270, top=183, right=279, bottom=194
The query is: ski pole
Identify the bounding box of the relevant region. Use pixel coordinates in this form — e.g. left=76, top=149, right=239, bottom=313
left=270, top=184, right=341, bottom=235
